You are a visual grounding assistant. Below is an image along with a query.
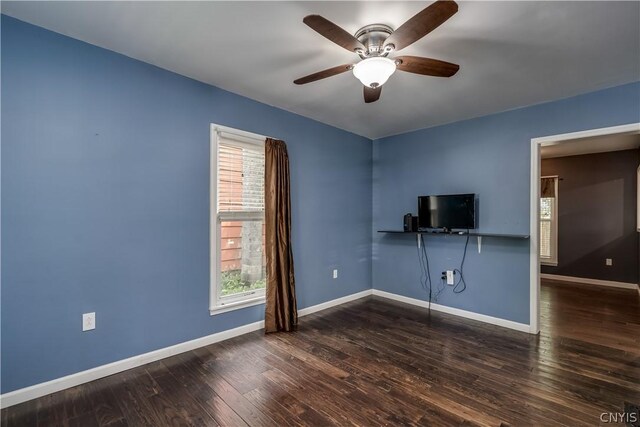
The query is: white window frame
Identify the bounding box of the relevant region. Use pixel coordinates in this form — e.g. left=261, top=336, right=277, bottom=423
left=210, top=124, right=267, bottom=315
left=540, top=175, right=559, bottom=266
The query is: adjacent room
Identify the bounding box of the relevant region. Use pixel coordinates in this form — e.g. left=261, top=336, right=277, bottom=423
left=1, top=1, right=639, bottom=426
left=537, top=132, right=640, bottom=350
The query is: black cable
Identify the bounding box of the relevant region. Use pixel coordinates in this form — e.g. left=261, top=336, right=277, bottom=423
left=416, top=234, right=433, bottom=310
left=434, top=276, right=446, bottom=301
left=416, top=237, right=428, bottom=294
left=418, top=229, right=468, bottom=306
left=452, top=230, right=470, bottom=294
left=421, top=234, right=433, bottom=309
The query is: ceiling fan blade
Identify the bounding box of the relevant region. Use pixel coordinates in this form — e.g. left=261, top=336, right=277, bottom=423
left=384, top=1, right=458, bottom=51
left=294, top=64, right=354, bottom=85
left=395, top=56, right=459, bottom=77
left=364, top=85, right=382, bottom=103
left=303, top=15, right=365, bottom=53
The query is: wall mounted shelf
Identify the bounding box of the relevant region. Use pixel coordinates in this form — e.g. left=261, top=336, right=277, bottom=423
left=377, top=230, right=529, bottom=253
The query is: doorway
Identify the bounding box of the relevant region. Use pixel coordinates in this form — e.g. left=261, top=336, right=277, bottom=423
left=529, top=123, right=640, bottom=334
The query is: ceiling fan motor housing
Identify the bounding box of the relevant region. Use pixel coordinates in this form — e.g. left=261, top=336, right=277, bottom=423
left=354, top=24, right=394, bottom=58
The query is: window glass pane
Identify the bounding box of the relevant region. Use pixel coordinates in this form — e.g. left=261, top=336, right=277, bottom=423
left=220, top=219, right=266, bottom=297
left=218, top=142, right=265, bottom=213
left=540, top=220, right=551, bottom=258
left=540, top=197, right=553, bottom=220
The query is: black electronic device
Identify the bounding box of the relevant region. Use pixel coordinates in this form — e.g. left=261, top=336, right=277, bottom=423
left=403, top=213, right=418, bottom=232
left=418, top=194, right=476, bottom=231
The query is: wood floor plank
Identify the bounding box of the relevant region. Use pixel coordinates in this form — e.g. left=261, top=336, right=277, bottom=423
left=247, top=342, right=389, bottom=426
left=2, top=281, right=638, bottom=426
left=146, top=367, right=220, bottom=426
left=263, top=331, right=434, bottom=424
left=241, top=388, right=301, bottom=427
left=168, top=351, right=275, bottom=427
left=257, top=370, right=337, bottom=426
left=36, top=392, right=68, bottom=426
left=66, top=411, right=99, bottom=427
left=106, top=369, right=166, bottom=427
left=84, top=377, right=126, bottom=427
left=2, top=398, right=38, bottom=427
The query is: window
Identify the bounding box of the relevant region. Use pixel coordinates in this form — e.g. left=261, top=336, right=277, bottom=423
left=540, top=176, right=558, bottom=266
left=210, top=125, right=266, bottom=314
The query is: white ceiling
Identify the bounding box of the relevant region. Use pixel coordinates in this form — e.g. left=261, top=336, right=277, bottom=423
left=3, top=1, right=639, bottom=139
left=541, top=133, right=640, bottom=159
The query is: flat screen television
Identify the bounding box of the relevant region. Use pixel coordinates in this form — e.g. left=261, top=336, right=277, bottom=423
left=418, top=194, right=476, bottom=230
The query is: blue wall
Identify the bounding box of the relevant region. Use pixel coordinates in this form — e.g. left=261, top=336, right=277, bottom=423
left=372, top=82, right=640, bottom=324
left=1, top=15, right=372, bottom=393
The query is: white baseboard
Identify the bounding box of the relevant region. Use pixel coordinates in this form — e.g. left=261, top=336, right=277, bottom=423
left=0, top=289, right=372, bottom=409
left=372, top=289, right=532, bottom=334
left=541, top=273, right=639, bottom=290
left=298, top=289, right=372, bottom=317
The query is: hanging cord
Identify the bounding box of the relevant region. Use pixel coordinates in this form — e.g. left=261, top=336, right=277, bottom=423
left=421, top=234, right=433, bottom=309
left=452, top=231, right=470, bottom=293
left=416, top=234, right=433, bottom=310
left=435, top=274, right=447, bottom=301
left=416, top=236, right=428, bottom=297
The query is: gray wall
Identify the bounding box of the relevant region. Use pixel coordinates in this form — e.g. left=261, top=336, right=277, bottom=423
left=541, top=149, right=639, bottom=284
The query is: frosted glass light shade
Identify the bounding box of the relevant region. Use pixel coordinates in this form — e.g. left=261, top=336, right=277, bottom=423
left=352, top=57, right=397, bottom=88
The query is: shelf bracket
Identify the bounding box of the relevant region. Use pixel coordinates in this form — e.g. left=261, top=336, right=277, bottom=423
left=477, top=236, right=482, bottom=254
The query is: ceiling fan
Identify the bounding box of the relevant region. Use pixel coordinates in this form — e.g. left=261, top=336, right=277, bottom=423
left=294, top=0, right=460, bottom=103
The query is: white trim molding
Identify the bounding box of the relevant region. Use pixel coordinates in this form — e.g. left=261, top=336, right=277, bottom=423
left=529, top=135, right=542, bottom=334
left=372, top=289, right=531, bottom=333
left=541, top=274, right=639, bottom=290
left=209, top=296, right=265, bottom=316
left=1, top=289, right=372, bottom=409
left=529, top=122, right=640, bottom=336
left=0, top=320, right=265, bottom=409
left=298, top=289, right=372, bottom=316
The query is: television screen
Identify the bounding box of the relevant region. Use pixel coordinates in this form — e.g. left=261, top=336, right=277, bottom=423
left=418, top=194, right=476, bottom=230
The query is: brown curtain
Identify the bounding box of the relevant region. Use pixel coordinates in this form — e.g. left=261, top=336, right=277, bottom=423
left=541, top=177, right=556, bottom=198
left=264, top=138, right=297, bottom=333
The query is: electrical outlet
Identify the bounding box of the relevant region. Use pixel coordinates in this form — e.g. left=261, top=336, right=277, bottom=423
left=446, top=270, right=455, bottom=285
left=605, top=258, right=613, bottom=266
left=83, top=312, right=95, bottom=331
left=332, top=269, right=338, bottom=279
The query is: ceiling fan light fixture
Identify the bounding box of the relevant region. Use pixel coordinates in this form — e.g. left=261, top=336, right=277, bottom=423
left=352, top=57, right=397, bottom=88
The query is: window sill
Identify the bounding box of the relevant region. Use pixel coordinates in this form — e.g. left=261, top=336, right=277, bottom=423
left=209, top=296, right=266, bottom=316
left=540, top=261, right=558, bottom=267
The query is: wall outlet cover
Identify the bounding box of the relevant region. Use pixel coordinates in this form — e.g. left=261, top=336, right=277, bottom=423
left=605, top=258, right=613, bottom=266
left=446, top=270, right=455, bottom=285
left=83, top=312, right=96, bottom=331
left=332, top=269, right=338, bottom=279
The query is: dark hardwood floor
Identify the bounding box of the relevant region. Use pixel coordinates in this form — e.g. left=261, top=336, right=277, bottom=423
left=540, top=279, right=640, bottom=354
left=3, top=282, right=639, bottom=426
